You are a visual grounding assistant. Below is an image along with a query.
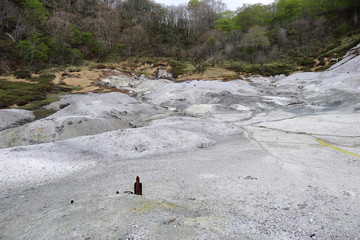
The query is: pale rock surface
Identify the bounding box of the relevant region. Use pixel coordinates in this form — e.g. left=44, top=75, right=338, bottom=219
left=1, top=44, right=360, bottom=240
left=157, top=69, right=173, bottom=79
left=101, top=74, right=140, bottom=88
left=0, top=109, right=35, bottom=130
left=0, top=93, right=167, bottom=148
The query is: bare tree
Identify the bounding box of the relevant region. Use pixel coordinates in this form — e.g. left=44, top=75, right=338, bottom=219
left=0, top=0, right=28, bottom=43
left=84, top=3, right=121, bottom=50
left=120, top=25, right=150, bottom=56
left=188, top=0, right=226, bottom=36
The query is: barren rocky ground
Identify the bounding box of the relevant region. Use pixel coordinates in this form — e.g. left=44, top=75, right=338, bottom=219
left=1, top=45, right=360, bottom=240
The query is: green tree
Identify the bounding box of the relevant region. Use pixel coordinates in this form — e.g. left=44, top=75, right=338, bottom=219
left=240, top=25, right=270, bottom=63
left=274, top=0, right=329, bottom=23
left=328, top=0, right=360, bottom=25
left=22, top=0, right=49, bottom=27
left=71, top=26, right=94, bottom=47
left=274, top=0, right=302, bottom=22
left=236, top=4, right=273, bottom=32
left=188, top=0, right=200, bottom=10
left=215, top=10, right=240, bottom=35
left=16, top=33, right=49, bottom=65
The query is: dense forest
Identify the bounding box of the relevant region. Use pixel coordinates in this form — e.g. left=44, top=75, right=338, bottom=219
left=0, top=0, right=360, bottom=74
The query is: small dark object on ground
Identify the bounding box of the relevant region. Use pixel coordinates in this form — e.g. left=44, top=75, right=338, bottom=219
left=244, top=175, right=258, bottom=180
left=116, top=191, right=119, bottom=194
left=134, top=176, right=142, bottom=195
left=70, top=200, right=74, bottom=204
left=310, top=234, right=316, bottom=238
left=163, top=218, right=176, bottom=224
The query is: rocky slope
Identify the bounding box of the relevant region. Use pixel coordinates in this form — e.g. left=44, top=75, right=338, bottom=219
left=0, top=44, right=360, bottom=240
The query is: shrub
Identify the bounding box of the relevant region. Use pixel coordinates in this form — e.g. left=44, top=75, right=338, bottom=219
left=14, top=69, right=32, bottom=79
left=35, top=73, right=55, bottom=83
left=224, top=62, right=301, bottom=76
left=0, top=74, right=56, bottom=108
left=168, top=60, right=188, bottom=77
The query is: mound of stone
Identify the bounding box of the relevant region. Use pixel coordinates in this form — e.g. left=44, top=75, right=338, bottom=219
left=0, top=109, right=35, bottom=131
left=0, top=92, right=168, bottom=148
left=0, top=117, right=241, bottom=192
left=143, top=80, right=259, bottom=109
left=275, top=43, right=360, bottom=94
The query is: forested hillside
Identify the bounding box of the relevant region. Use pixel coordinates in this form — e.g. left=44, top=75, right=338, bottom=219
left=0, top=0, right=359, bottom=74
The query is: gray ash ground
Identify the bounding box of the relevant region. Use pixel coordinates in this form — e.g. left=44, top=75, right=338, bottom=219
left=1, top=44, right=360, bottom=239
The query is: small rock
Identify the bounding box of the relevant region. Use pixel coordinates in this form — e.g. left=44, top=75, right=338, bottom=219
left=139, top=74, right=148, bottom=81
left=198, top=144, right=206, bottom=149
left=157, top=69, right=173, bottom=79
left=244, top=176, right=257, bottom=180
left=163, top=218, right=176, bottom=225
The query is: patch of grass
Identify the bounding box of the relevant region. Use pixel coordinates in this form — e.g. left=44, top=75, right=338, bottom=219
left=223, top=74, right=241, bottom=81
left=35, top=74, right=55, bottom=83
left=0, top=74, right=56, bottom=109
left=69, top=85, right=84, bottom=91
left=92, top=64, right=109, bottom=69
left=0, top=81, right=44, bottom=108
left=223, top=62, right=304, bottom=76
left=120, top=57, right=194, bottom=78
left=320, top=32, right=360, bottom=59
left=64, top=66, right=81, bottom=72
left=31, top=108, right=57, bottom=120
left=314, top=65, right=331, bottom=72
left=20, top=97, right=59, bottom=111
left=92, top=88, right=105, bottom=93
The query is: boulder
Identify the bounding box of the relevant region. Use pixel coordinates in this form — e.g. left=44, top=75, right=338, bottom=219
left=0, top=92, right=168, bottom=148
left=156, top=69, right=173, bottom=79
left=101, top=75, right=139, bottom=89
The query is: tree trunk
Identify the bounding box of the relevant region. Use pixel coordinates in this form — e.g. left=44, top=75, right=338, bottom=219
left=354, top=7, right=358, bottom=25
left=5, top=32, right=16, bottom=43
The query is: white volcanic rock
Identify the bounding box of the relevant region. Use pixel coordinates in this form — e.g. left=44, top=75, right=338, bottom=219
left=156, top=69, right=173, bottom=79
left=329, top=43, right=360, bottom=73
left=0, top=92, right=168, bottom=148
left=1, top=45, right=360, bottom=240
left=132, top=79, right=172, bottom=93
left=143, top=80, right=259, bottom=109
left=0, top=109, right=35, bottom=130
left=275, top=44, right=360, bottom=94
left=0, top=117, right=241, bottom=194
left=101, top=75, right=140, bottom=88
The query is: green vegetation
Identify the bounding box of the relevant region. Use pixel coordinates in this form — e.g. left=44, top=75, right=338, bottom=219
left=235, top=4, right=272, bottom=32
left=20, top=97, right=58, bottom=119
left=224, top=62, right=303, bottom=76
left=14, top=69, right=32, bottom=79
left=0, top=0, right=359, bottom=108
left=1, top=0, right=358, bottom=76
left=121, top=57, right=193, bottom=78
left=320, top=32, right=360, bottom=58
left=0, top=74, right=59, bottom=108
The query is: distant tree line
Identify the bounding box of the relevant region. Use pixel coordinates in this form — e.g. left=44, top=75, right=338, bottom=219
left=0, top=0, right=359, bottom=73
